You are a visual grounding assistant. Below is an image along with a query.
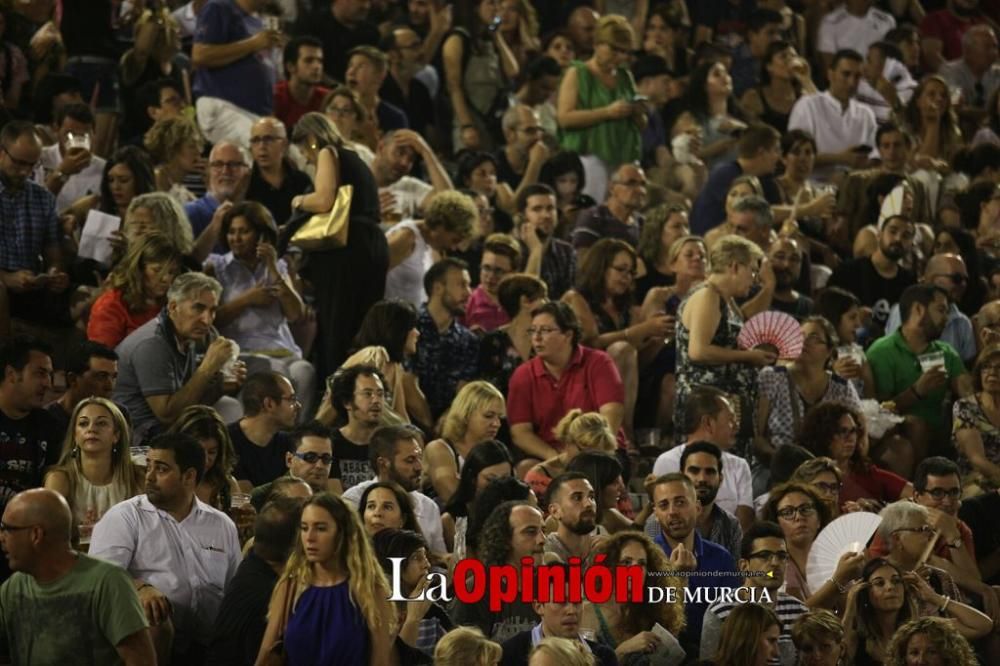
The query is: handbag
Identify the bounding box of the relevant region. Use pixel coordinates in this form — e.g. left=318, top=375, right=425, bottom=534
left=290, top=146, right=352, bottom=251
left=258, top=578, right=298, bottom=666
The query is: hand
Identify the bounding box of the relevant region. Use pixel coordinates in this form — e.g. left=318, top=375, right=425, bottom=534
left=832, top=356, right=863, bottom=380
left=903, top=571, right=939, bottom=604
left=223, top=360, right=247, bottom=393
left=460, top=125, right=482, bottom=150
left=392, top=129, right=431, bottom=156
left=256, top=241, right=279, bottom=268
left=58, top=148, right=92, bottom=176
left=404, top=577, right=434, bottom=624
left=528, top=140, right=550, bottom=164
left=745, top=348, right=778, bottom=367
left=717, top=117, right=748, bottom=134
left=758, top=257, right=776, bottom=291
left=845, top=579, right=869, bottom=606
left=803, top=192, right=836, bottom=218
left=924, top=507, right=960, bottom=542
left=520, top=219, right=543, bottom=251
left=230, top=502, right=256, bottom=539
left=254, top=29, right=285, bottom=51
left=244, top=283, right=281, bottom=307
left=45, top=270, right=70, bottom=294
left=201, top=337, right=236, bottom=374
left=915, top=367, right=948, bottom=396
left=638, top=314, right=673, bottom=340
left=3, top=270, right=40, bottom=292
left=833, top=550, right=866, bottom=585
left=138, top=584, right=172, bottom=625
left=210, top=201, right=233, bottom=230
left=379, top=189, right=398, bottom=218
left=618, top=631, right=662, bottom=655
left=291, top=195, right=306, bottom=210
left=669, top=543, right=697, bottom=571
left=606, top=100, right=634, bottom=120
left=663, top=314, right=677, bottom=339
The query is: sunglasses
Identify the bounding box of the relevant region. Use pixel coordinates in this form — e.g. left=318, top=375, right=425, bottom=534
left=292, top=451, right=334, bottom=465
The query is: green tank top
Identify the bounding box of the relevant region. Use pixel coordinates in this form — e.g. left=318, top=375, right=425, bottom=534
left=558, top=60, right=642, bottom=168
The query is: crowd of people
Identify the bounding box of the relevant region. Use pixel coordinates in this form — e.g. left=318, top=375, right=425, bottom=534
left=6, top=0, right=1000, bottom=664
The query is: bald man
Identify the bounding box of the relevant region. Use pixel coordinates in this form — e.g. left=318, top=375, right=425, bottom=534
left=0, top=489, right=153, bottom=665
left=885, top=253, right=976, bottom=363
left=246, top=117, right=312, bottom=224
left=567, top=7, right=599, bottom=59
left=975, top=300, right=1000, bottom=353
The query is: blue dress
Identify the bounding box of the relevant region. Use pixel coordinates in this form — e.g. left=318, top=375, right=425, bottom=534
left=285, top=583, right=369, bottom=665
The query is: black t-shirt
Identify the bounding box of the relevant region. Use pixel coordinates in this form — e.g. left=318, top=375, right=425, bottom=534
left=827, top=258, right=916, bottom=332
left=293, top=11, right=380, bottom=81
left=380, top=75, right=434, bottom=136
left=246, top=162, right=313, bottom=229
left=330, top=428, right=373, bottom=491
left=494, top=149, right=521, bottom=190
left=206, top=551, right=278, bottom=666
left=44, top=402, right=71, bottom=446
left=228, top=421, right=291, bottom=488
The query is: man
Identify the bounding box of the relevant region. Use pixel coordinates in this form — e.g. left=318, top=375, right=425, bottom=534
left=867, top=284, right=973, bottom=457
left=690, top=124, right=782, bottom=236
left=184, top=141, right=249, bottom=238
left=372, top=129, right=454, bottom=220
left=229, top=371, right=299, bottom=489
left=207, top=496, right=302, bottom=666
left=250, top=422, right=339, bottom=507
left=856, top=41, right=917, bottom=124
left=974, top=298, right=1000, bottom=352
left=342, top=424, right=447, bottom=554
left=273, top=36, right=330, bottom=130
left=940, top=25, right=1000, bottom=115
left=567, top=6, right=599, bottom=59
left=828, top=214, right=917, bottom=339
left=677, top=443, right=742, bottom=558
left=544, top=472, right=600, bottom=563
left=768, top=238, right=813, bottom=319
left=572, top=163, right=646, bottom=250
left=295, top=0, right=380, bottom=82
left=885, top=254, right=976, bottom=364
left=817, top=0, right=896, bottom=72
left=730, top=9, right=784, bottom=97
left=191, top=0, right=283, bottom=117
left=464, top=234, right=522, bottom=333
left=412, top=258, right=479, bottom=420
left=650, top=473, right=740, bottom=656
left=246, top=117, right=313, bottom=227
left=129, top=78, right=186, bottom=145
left=327, top=364, right=384, bottom=490
left=381, top=27, right=436, bottom=138
left=35, top=102, right=105, bottom=212
left=451, top=501, right=545, bottom=642
left=495, top=105, right=549, bottom=197
left=46, top=340, right=118, bottom=439
left=499, top=563, right=618, bottom=666
left=518, top=184, right=576, bottom=300
left=0, top=489, right=154, bottom=664
left=788, top=49, right=877, bottom=182
left=514, top=56, right=562, bottom=138
left=508, top=302, right=625, bottom=460
left=346, top=46, right=408, bottom=132
left=113, top=272, right=244, bottom=442
left=700, top=522, right=809, bottom=665
left=632, top=54, right=676, bottom=171
left=0, top=121, right=71, bottom=337
left=920, top=0, right=992, bottom=71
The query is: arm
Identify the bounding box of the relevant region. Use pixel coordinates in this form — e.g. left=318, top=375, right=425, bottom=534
left=493, top=31, right=519, bottom=81
left=43, top=469, right=71, bottom=501
left=115, top=629, right=156, bottom=666
left=956, top=429, right=1000, bottom=486
left=192, top=33, right=268, bottom=69
left=424, top=439, right=461, bottom=505
left=598, top=402, right=624, bottom=439
left=922, top=38, right=945, bottom=73
left=254, top=580, right=290, bottom=666
left=270, top=257, right=304, bottom=323
left=401, top=371, right=433, bottom=432
left=954, top=373, right=974, bottom=399
left=556, top=66, right=612, bottom=129
left=442, top=35, right=477, bottom=131
left=685, top=288, right=758, bottom=364
left=295, top=148, right=338, bottom=213
left=511, top=422, right=560, bottom=460
left=387, top=226, right=416, bottom=270
left=144, top=369, right=220, bottom=424
left=926, top=587, right=993, bottom=639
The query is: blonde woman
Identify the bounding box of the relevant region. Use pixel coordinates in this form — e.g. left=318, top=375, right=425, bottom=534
left=168, top=406, right=241, bottom=511
left=142, top=115, right=203, bottom=205
left=713, top=603, right=781, bottom=666
left=255, top=493, right=394, bottom=666
left=528, top=637, right=594, bottom=666
left=433, top=627, right=502, bottom=666
left=114, top=192, right=195, bottom=261
left=44, top=397, right=144, bottom=544
left=523, top=409, right=615, bottom=500
left=424, top=381, right=507, bottom=504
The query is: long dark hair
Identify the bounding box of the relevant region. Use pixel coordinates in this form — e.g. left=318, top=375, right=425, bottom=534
left=683, top=60, right=745, bottom=122
left=566, top=451, right=622, bottom=514
left=353, top=300, right=418, bottom=363
left=358, top=481, right=421, bottom=534
left=99, top=146, right=156, bottom=215
left=445, top=440, right=513, bottom=518
left=575, top=238, right=637, bottom=314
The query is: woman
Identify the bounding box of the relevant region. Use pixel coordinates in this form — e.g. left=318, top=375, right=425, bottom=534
left=755, top=317, right=862, bottom=471
left=424, top=381, right=507, bottom=504
left=581, top=531, right=685, bottom=664
left=953, top=344, right=1000, bottom=491
left=358, top=481, right=421, bottom=537
left=790, top=609, right=846, bottom=666
left=774, top=130, right=836, bottom=225
left=456, top=151, right=517, bottom=226
left=386, top=189, right=478, bottom=307
left=903, top=75, right=964, bottom=170
left=442, top=440, right=513, bottom=555
left=143, top=115, right=203, bottom=205
left=44, top=397, right=144, bottom=544
left=442, top=0, right=519, bottom=152
left=525, top=410, right=616, bottom=501
left=567, top=450, right=634, bottom=531
left=204, top=201, right=314, bottom=417
left=256, top=493, right=394, bottom=666
left=538, top=150, right=592, bottom=235
left=543, top=30, right=576, bottom=70
left=675, top=235, right=773, bottom=454
left=87, top=233, right=184, bottom=349
left=478, top=274, right=548, bottom=396
left=885, top=616, right=979, bottom=666
left=557, top=15, right=645, bottom=202
left=634, top=205, right=692, bottom=300
left=679, top=61, right=747, bottom=169
left=286, top=112, right=389, bottom=381
left=711, top=603, right=781, bottom=666
left=529, top=637, right=592, bottom=666
left=640, top=5, right=688, bottom=81
left=322, top=85, right=377, bottom=159
left=842, top=559, right=917, bottom=665
left=98, top=145, right=156, bottom=220
left=118, top=191, right=197, bottom=260
left=798, top=402, right=914, bottom=508
left=790, top=456, right=844, bottom=518
left=433, top=627, right=502, bottom=666
left=499, top=0, right=540, bottom=70
left=814, top=286, right=877, bottom=399
left=168, top=406, right=241, bottom=511
left=740, top=41, right=815, bottom=135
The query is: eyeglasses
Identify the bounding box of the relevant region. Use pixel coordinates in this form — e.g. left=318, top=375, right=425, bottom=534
left=209, top=161, right=247, bottom=171
left=931, top=272, right=968, bottom=283
left=0, top=521, right=37, bottom=533
left=610, top=264, right=637, bottom=277
left=480, top=265, right=509, bottom=276
left=982, top=364, right=1000, bottom=374
left=355, top=389, right=386, bottom=400
left=249, top=135, right=284, bottom=145
left=894, top=525, right=935, bottom=536
left=528, top=326, right=561, bottom=337
left=279, top=394, right=301, bottom=405
left=833, top=426, right=862, bottom=439
left=327, top=105, right=357, bottom=117
left=748, top=550, right=790, bottom=563
left=2, top=146, right=39, bottom=170
left=921, top=487, right=961, bottom=500
left=804, top=334, right=829, bottom=346
left=291, top=451, right=334, bottom=465
left=776, top=504, right=817, bottom=520
left=813, top=481, right=843, bottom=495
left=615, top=178, right=646, bottom=188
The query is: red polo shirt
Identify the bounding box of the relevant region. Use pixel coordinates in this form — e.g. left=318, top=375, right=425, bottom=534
left=507, top=345, right=625, bottom=451
left=273, top=80, right=331, bottom=130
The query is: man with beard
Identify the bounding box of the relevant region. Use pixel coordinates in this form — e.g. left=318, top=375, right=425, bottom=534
left=90, top=432, right=241, bottom=664
left=342, top=424, right=446, bottom=554
left=679, top=443, right=742, bottom=559
left=544, top=472, right=600, bottom=563
left=249, top=421, right=337, bottom=508
left=828, top=214, right=917, bottom=340
left=650, top=473, right=740, bottom=657
left=229, top=371, right=301, bottom=489
left=273, top=37, right=330, bottom=130
left=867, top=284, right=973, bottom=456
left=768, top=238, right=814, bottom=319
left=572, top=163, right=646, bottom=251
left=183, top=141, right=250, bottom=238
left=885, top=253, right=976, bottom=364
left=327, top=364, right=385, bottom=490
left=372, top=129, right=453, bottom=220
left=517, top=184, right=576, bottom=300
left=495, top=104, right=550, bottom=194
left=45, top=340, right=119, bottom=441
left=412, top=258, right=479, bottom=420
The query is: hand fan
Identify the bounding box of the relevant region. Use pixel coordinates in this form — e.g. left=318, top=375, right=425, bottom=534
left=737, top=311, right=804, bottom=359
left=806, top=512, right=883, bottom=594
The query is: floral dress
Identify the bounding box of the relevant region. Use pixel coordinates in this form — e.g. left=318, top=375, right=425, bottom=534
left=952, top=394, right=1000, bottom=479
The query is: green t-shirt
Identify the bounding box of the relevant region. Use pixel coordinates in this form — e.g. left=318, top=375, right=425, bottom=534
left=0, top=553, right=147, bottom=665
left=866, top=331, right=966, bottom=434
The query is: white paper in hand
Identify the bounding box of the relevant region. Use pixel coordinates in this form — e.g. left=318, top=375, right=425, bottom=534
left=78, top=210, right=120, bottom=266
left=651, top=622, right=686, bottom=665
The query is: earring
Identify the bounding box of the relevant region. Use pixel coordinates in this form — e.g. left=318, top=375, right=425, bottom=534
left=71, top=447, right=79, bottom=458
left=112, top=446, right=119, bottom=455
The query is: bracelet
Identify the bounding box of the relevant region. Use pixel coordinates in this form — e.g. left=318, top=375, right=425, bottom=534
left=939, top=596, right=951, bottom=614
left=834, top=578, right=849, bottom=594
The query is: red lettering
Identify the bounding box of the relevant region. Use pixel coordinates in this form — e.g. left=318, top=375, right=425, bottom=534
left=568, top=557, right=583, bottom=603
left=519, top=557, right=534, bottom=604
left=488, top=564, right=518, bottom=612
left=536, top=563, right=566, bottom=603
left=454, top=559, right=485, bottom=604
left=614, top=564, right=645, bottom=603
left=583, top=554, right=612, bottom=603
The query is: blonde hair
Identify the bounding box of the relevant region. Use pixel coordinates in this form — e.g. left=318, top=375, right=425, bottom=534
left=107, top=233, right=184, bottom=312
left=291, top=111, right=344, bottom=150
left=553, top=409, right=615, bottom=453
left=124, top=192, right=194, bottom=253
left=433, top=627, right=503, bottom=666
left=426, top=191, right=479, bottom=240
left=441, top=381, right=506, bottom=443
left=708, top=234, right=764, bottom=274
left=143, top=115, right=202, bottom=164
left=665, top=235, right=707, bottom=268
left=594, top=15, right=635, bottom=51
left=529, top=637, right=595, bottom=666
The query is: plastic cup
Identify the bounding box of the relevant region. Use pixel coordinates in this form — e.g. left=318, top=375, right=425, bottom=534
left=230, top=493, right=251, bottom=509
left=918, top=351, right=945, bottom=373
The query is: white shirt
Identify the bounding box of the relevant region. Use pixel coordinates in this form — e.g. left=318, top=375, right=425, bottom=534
left=652, top=444, right=753, bottom=516
left=35, top=144, right=106, bottom=213
left=384, top=219, right=432, bottom=307
left=89, top=495, right=241, bottom=649
left=817, top=6, right=896, bottom=56
left=341, top=478, right=448, bottom=554
left=856, top=57, right=916, bottom=123
left=386, top=175, right=434, bottom=217
left=788, top=91, right=877, bottom=182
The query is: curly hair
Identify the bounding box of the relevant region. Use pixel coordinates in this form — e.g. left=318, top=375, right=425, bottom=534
left=434, top=627, right=502, bottom=666
left=636, top=204, right=690, bottom=268
left=797, top=401, right=870, bottom=472
left=106, top=232, right=184, bottom=312
left=424, top=190, right=479, bottom=240
left=884, top=616, right=978, bottom=666
left=763, top=481, right=832, bottom=530
left=466, top=476, right=532, bottom=556
left=478, top=500, right=535, bottom=567
left=124, top=192, right=195, bottom=254
left=595, top=531, right=685, bottom=636
left=707, top=234, right=764, bottom=275
left=529, top=637, right=593, bottom=666
left=143, top=115, right=202, bottom=164
left=167, top=405, right=236, bottom=509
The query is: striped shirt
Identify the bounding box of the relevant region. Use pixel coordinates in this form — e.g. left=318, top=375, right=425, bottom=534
left=700, top=590, right=808, bottom=665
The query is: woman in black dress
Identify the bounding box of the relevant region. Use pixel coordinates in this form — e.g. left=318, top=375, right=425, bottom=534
left=286, top=113, right=390, bottom=381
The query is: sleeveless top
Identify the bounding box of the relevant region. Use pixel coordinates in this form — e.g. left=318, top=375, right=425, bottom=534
left=588, top=298, right=632, bottom=335
left=384, top=219, right=432, bottom=307
left=285, top=583, right=369, bottom=666
left=72, top=476, right=126, bottom=542
left=558, top=60, right=641, bottom=168
left=756, top=86, right=791, bottom=134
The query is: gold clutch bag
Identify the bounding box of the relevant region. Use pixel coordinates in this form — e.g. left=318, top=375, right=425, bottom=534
left=290, top=184, right=353, bottom=251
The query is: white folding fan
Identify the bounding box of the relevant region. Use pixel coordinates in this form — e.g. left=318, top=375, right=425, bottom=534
left=737, top=311, right=804, bottom=359
left=806, top=512, right=883, bottom=594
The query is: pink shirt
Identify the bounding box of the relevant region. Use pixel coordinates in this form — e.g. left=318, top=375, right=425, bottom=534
left=462, top=285, right=509, bottom=333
